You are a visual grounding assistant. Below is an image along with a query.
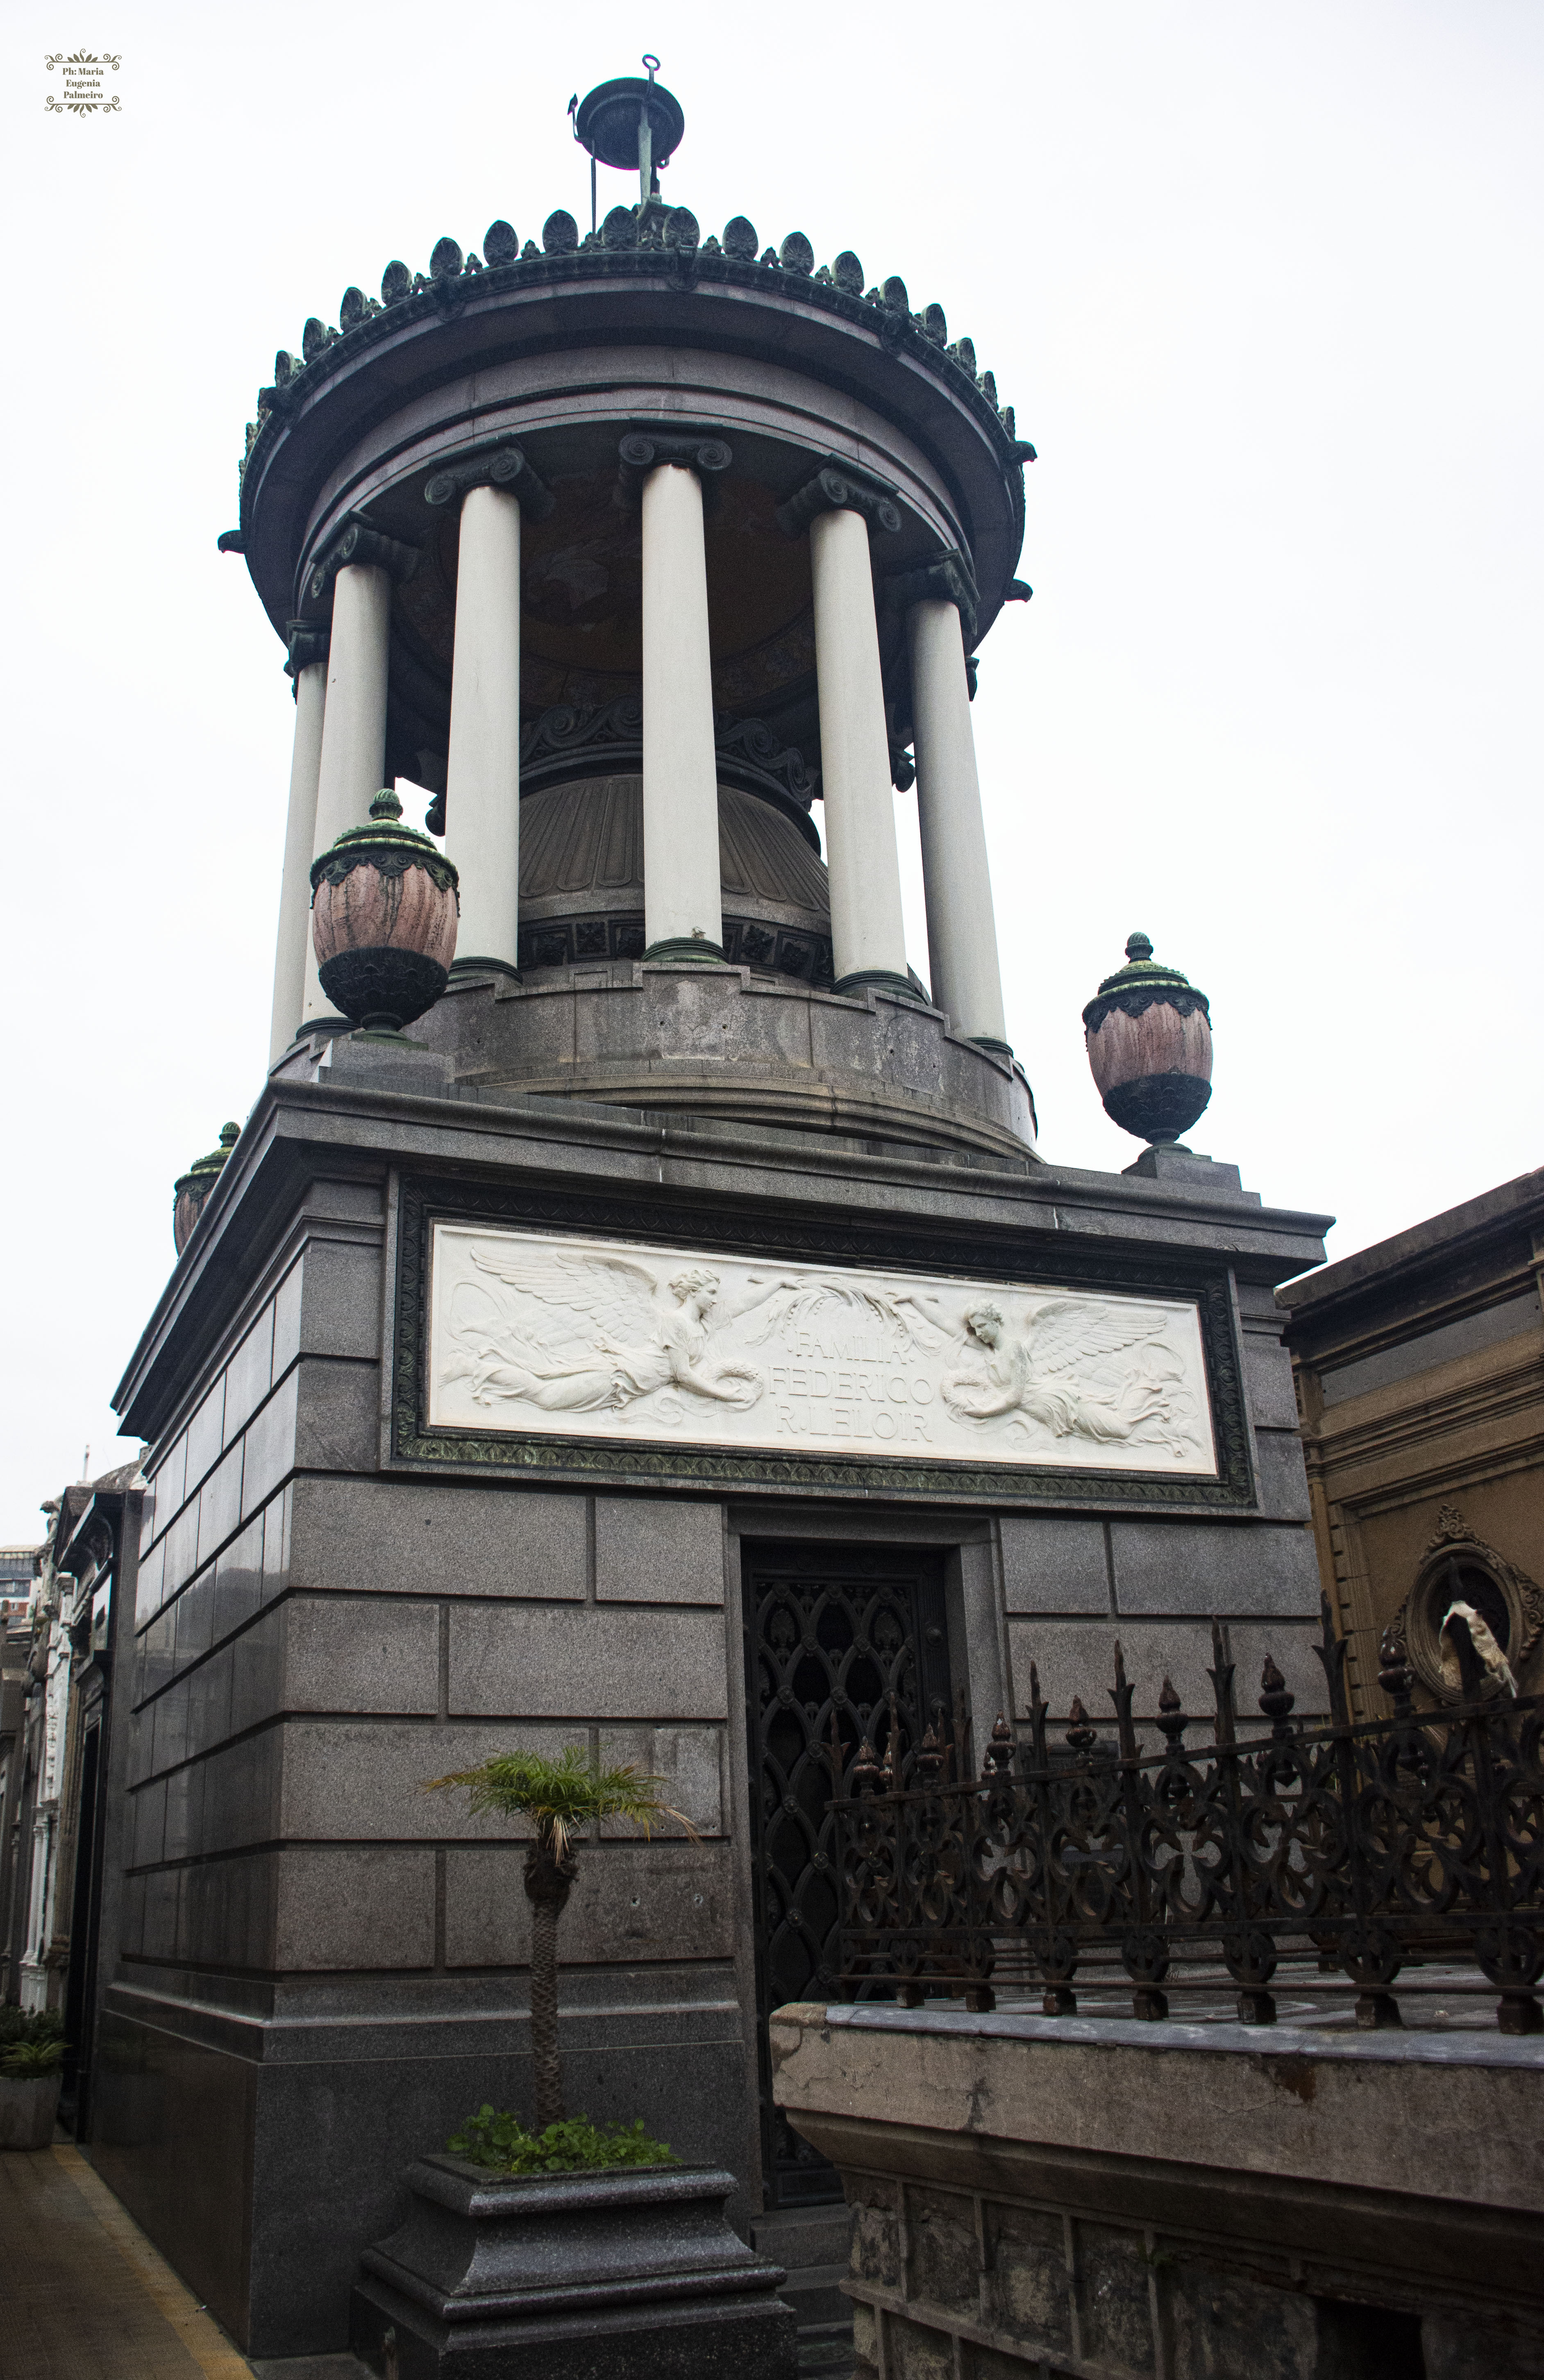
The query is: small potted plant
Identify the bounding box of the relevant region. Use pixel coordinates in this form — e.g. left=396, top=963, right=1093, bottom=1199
left=0, top=2013, right=67, bottom=2150
left=349, top=1747, right=797, bottom=2379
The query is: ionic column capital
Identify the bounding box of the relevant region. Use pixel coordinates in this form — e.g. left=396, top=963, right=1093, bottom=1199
left=884, top=548, right=980, bottom=646
left=616, top=429, right=733, bottom=505
left=284, top=617, right=330, bottom=680
left=307, top=514, right=420, bottom=603
left=775, top=457, right=903, bottom=540
left=424, top=436, right=554, bottom=521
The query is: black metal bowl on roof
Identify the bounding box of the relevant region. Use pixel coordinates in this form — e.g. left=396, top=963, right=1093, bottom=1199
left=574, top=75, right=685, bottom=170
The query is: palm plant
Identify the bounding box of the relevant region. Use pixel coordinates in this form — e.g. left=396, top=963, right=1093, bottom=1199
left=427, top=1747, right=697, bottom=2132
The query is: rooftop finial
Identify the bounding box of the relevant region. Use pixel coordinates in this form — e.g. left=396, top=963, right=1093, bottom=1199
left=573, top=61, right=685, bottom=225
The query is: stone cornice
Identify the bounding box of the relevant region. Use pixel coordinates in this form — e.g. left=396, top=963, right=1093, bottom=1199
left=242, top=217, right=1030, bottom=496
left=422, top=434, right=555, bottom=520
left=237, top=236, right=1034, bottom=630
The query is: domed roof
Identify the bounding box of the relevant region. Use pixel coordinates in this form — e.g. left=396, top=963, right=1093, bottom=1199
left=517, top=776, right=833, bottom=982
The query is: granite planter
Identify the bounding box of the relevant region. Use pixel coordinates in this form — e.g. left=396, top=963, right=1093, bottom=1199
left=350, top=2156, right=797, bottom=2380
left=311, top=789, right=460, bottom=1032
left=1083, top=930, right=1213, bottom=1144
left=0, top=2071, right=63, bottom=2150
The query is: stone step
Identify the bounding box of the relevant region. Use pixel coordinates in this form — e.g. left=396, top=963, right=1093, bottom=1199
left=797, top=2324, right=858, bottom=2376
left=751, top=2205, right=856, bottom=2374
left=750, top=2201, right=855, bottom=2271
left=776, top=2260, right=853, bottom=2332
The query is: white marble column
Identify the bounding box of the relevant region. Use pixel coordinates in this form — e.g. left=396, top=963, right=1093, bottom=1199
left=908, top=596, right=1009, bottom=1049
left=443, top=483, right=522, bottom=978
left=268, top=657, right=327, bottom=1065
left=640, top=462, right=723, bottom=958
left=302, top=560, right=392, bottom=1025
left=809, top=505, right=911, bottom=993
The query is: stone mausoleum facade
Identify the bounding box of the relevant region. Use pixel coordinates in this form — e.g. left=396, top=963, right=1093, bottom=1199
left=92, top=78, right=1333, bottom=2360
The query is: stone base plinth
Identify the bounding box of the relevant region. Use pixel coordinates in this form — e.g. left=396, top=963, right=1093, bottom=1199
left=770, top=2001, right=1544, bottom=2380
left=350, top=2158, right=797, bottom=2380
left=400, top=967, right=1039, bottom=1161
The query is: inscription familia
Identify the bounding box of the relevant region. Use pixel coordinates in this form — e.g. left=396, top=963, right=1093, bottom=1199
left=426, top=1224, right=1217, bottom=1476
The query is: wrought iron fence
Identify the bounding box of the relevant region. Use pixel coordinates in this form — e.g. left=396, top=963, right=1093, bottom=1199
left=831, top=1602, right=1544, bottom=2034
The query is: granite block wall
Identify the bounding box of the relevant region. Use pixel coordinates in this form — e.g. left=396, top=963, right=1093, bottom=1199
left=99, top=1144, right=1326, bottom=2356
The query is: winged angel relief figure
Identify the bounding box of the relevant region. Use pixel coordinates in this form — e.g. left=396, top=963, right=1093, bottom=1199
left=895, top=1293, right=1203, bottom=1458
left=440, top=1245, right=800, bottom=1423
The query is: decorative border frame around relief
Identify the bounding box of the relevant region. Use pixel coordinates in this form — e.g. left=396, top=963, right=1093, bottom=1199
left=388, top=1170, right=1257, bottom=1509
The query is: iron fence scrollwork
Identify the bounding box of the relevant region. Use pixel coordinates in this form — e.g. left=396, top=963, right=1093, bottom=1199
left=832, top=1598, right=1544, bottom=2034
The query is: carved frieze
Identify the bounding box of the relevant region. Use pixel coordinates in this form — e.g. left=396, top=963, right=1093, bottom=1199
left=425, top=1224, right=1216, bottom=1478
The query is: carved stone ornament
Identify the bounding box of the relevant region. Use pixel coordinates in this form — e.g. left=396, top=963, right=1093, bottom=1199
left=307, top=515, right=420, bottom=602
left=1390, top=1503, right=1544, bottom=1703
left=615, top=429, right=733, bottom=504
left=775, top=459, right=904, bottom=540
left=284, top=618, right=330, bottom=679
left=881, top=548, right=980, bottom=644
left=426, top=1223, right=1217, bottom=1478
left=422, top=436, right=555, bottom=521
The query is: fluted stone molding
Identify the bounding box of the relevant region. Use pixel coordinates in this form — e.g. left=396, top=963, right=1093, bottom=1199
left=908, top=596, right=1009, bottom=1053
left=634, top=441, right=729, bottom=961
left=269, top=640, right=328, bottom=1063
left=804, top=498, right=913, bottom=998
left=440, top=483, right=523, bottom=981
left=302, top=559, right=394, bottom=1024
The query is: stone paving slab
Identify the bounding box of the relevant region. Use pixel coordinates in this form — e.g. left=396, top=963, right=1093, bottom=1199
left=0, top=2141, right=254, bottom=2379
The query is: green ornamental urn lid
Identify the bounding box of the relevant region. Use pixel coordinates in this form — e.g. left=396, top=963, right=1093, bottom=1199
left=309, top=788, right=459, bottom=894
left=174, top=1121, right=239, bottom=1196
left=1081, top=932, right=1210, bottom=1031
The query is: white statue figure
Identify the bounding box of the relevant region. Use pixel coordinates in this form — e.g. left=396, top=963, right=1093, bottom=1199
left=923, top=1296, right=1201, bottom=1456
left=442, top=1245, right=798, bottom=1417
left=1439, top=1600, right=1517, bottom=1697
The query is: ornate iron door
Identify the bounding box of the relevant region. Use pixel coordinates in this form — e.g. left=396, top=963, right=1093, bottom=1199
left=743, top=1540, right=951, bottom=2205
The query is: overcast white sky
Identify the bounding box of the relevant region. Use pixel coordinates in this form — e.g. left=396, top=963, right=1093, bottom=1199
left=1, top=2, right=1539, bottom=1540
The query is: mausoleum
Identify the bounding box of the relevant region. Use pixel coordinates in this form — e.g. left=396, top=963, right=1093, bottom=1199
left=96, top=67, right=1332, bottom=2360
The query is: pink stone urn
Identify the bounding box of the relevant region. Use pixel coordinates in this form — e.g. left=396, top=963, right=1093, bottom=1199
left=1082, top=932, right=1213, bottom=1144
left=172, top=1121, right=239, bottom=1253
left=310, top=789, right=459, bottom=1032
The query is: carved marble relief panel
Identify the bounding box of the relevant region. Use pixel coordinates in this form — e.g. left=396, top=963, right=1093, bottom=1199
left=426, top=1223, right=1217, bottom=1478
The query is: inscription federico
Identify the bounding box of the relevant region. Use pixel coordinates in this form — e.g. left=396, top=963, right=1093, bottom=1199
left=426, top=1225, right=1217, bottom=1477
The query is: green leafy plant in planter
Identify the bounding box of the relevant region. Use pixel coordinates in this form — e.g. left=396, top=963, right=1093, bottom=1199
left=0, top=2008, right=65, bottom=2047
left=0, top=2037, right=65, bottom=2077
left=450, top=2109, right=677, bottom=2175
left=425, top=1746, right=697, bottom=2144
